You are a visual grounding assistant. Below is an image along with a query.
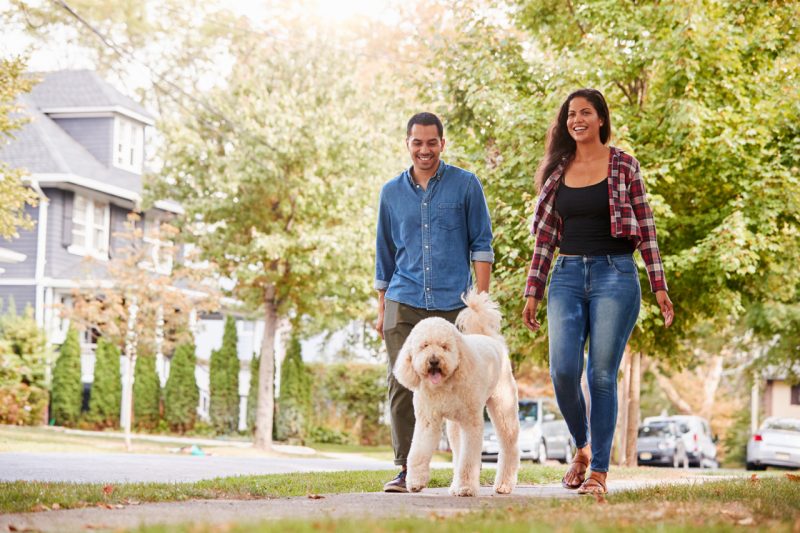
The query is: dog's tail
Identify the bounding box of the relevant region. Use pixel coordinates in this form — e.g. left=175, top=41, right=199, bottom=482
left=455, top=289, right=502, bottom=339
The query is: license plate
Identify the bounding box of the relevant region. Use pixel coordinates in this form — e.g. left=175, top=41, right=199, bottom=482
left=640, top=452, right=653, bottom=460
left=776, top=452, right=791, bottom=460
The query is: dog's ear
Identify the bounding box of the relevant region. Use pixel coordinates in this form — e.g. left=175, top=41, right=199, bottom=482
left=393, top=339, right=421, bottom=390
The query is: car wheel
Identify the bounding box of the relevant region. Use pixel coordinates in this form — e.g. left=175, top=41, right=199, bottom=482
left=746, top=462, right=766, bottom=471
left=536, top=441, right=547, bottom=465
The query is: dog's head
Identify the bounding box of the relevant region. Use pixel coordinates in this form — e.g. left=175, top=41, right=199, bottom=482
left=393, top=317, right=463, bottom=391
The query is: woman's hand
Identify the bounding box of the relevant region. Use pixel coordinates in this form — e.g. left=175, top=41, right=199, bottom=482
left=656, top=290, right=674, bottom=327
left=522, top=296, right=542, bottom=332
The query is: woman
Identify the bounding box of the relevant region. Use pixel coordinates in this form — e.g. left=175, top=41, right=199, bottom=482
left=521, top=88, right=674, bottom=495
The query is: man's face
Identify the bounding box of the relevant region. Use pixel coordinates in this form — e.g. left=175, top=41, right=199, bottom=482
left=406, top=124, right=445, bottom=173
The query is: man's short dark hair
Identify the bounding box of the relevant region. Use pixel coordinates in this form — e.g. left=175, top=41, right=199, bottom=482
left=407, top=112, right=444, bottom=138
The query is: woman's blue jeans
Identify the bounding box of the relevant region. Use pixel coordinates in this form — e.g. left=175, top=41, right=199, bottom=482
left=547, top=254, right=641, bottom=472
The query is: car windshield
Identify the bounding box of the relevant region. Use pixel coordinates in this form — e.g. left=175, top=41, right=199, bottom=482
left=639, top=424, right=672, bottom=438
left=764, top=419, right=800, bottom=432
left=518, top=402, right=539, bottom=421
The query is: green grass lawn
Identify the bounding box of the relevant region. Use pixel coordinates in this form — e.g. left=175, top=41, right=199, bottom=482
left=129, top=476, right=800, bottom=533
left=0, top=464, right=566, bottom=514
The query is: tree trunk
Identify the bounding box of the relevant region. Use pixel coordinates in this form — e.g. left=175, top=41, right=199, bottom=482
left=121, top=296, right=139, bottom=452
left=624, top=351, right=641, bottom=466
left=699, top=355, right=724, bottom=420
left=651, top=366, right=693, bottom=415
left=614, top=347, right=631, bottom=465
left=254, top=285, right=277, bottom=451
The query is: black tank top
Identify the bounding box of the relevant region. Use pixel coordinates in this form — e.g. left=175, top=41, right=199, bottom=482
left=555, top=178, right=635, bottom=255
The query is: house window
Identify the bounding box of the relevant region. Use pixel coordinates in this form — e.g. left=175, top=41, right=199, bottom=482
left=70, top=194, right=110, bottom=258
left=792, top=384, right=800, bottom=406
left=113, top=116, right=144, bottom=173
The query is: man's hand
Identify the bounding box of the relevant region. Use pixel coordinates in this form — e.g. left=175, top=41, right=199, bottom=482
left=522, top=296, right=541, bottom=332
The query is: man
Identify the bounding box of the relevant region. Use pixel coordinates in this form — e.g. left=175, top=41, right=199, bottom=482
left=375, top=112, right=494, bottom=492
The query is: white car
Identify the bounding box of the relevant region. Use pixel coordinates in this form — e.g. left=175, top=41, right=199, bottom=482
left=643, top=415, right=718, bottom=468
left=746, top=417, right=800, bottom=470
left=482, top=398, right=573, bottom=464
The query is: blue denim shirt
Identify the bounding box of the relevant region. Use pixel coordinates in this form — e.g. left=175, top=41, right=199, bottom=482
left=374, top=161, right=494, bottom=311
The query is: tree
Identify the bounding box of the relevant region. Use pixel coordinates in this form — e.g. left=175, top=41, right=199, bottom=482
left=87, top=338, right=121, bottom=428
left=155, top=27, right=401, bottom=450
left=246, top=353, right=259, bottom=433
left=0, top=56, right=38, bottom=239
left=50, top=328, right=83, bottom=427
left=276, top=336, right=311, bottom=442
left=133, top=344, right=161, bottom=430
left=420, top=0, right=800, bottom=460
left=164, top=342, right=199, bottom=433
left=209, top=315, right=240, bottom=434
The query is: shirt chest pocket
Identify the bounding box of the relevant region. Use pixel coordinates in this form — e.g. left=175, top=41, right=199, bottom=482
left=437, top=202, right=464, bottom=230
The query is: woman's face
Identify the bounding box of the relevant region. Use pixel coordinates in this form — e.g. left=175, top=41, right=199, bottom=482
left=566, top=97, right=604, bottom=144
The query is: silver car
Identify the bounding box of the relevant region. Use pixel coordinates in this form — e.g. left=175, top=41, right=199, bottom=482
left=637, top=420, right=689, bottom=468
left=482, top=398, right=573, bottom=464
left=746, top=417, right=800, bottom=470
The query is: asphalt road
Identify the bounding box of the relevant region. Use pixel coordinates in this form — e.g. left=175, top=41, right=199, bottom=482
left=0, top=451, right=424, bottom=483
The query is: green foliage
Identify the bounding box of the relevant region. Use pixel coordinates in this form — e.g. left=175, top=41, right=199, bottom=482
left=276, top=336, right=311, bottom=442
left=133, top=347, right=162, bottom=430
left=209, top=316, right=240, bottom=434
left=50, top=328, right=83, bottom=427
left=164, top=343, right=199, bottom=433
left=0, top=55, right=38, bottom=238
left=87, top=338, right=121, bottom=428
left=309, top=363, right=388, bottom=446
left=423, top=1, right=800, bottom=367
left=246, top=353, right=259, bottom=433
left=0, top=303, right=50, bottom=425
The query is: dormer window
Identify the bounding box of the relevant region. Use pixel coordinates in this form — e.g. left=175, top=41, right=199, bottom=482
left=113, top=116, right=144, bottom=173
left=69, top=194, right=110, bottom=259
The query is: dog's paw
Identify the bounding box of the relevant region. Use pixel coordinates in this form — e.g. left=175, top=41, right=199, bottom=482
left=494, top=482, right=514, bottom=494
left=406, top=472, right=428, bottom=493
left=455, top=485, right=478, bottom=497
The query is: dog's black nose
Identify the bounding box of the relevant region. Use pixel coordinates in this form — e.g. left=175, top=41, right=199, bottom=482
left=429, top=356, right=439, bottom=366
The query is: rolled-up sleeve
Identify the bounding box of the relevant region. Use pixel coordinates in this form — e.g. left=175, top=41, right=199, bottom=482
left=466, top=175, right=494, bottom=263
left=374, top=188, right=395, bottom=290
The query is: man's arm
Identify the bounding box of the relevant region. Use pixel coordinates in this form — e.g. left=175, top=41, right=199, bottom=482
left=473, top=261, right=491, bottom=293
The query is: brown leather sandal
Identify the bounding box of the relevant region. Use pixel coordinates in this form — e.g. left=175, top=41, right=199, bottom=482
left=576, top=472, right=607, bottom=495
left=561, top=454, right=590, bottom=490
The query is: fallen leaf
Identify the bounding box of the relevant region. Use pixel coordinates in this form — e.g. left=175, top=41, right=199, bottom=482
left=749, top=474, right=759, bottom=483
left=96, top=503, right=114, bottom=510
left=50, top=503, right=60, bottom=510
left=307, top=493, right=325, bottom=500
left=115, top=504, right=124, bottom=509
left=127, top=500, right=141, bottom=506
left=31, top=504, right=50, bottom=512
left=102, top=485, right=115, bottom=496
left=6, top=526, right=37, bottom=532
left=738, top=517, right=754, bottom=526
left=786, top=473, right=800, bottom=482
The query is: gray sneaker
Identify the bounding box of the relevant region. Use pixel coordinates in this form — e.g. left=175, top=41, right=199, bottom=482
left=383, top=469, right=407, bottom=493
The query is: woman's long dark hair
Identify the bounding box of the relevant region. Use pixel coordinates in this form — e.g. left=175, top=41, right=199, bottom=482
left=534, top=88, right=612, bottom=193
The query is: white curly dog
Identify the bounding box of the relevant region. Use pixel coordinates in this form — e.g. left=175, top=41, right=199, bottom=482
left=393, top=290, right=520, bottom=497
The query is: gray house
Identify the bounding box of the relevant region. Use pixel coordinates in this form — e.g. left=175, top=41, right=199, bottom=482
left=0, top=70, right=267, bottom=427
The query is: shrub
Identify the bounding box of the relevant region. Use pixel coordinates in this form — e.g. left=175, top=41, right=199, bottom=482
left=276, top=336, right=312, bottom=442
left=50, top=328, right=83, bottom=427
left=247, top=353, right=259, bottom=432
left=209, top=316, right=240, bottom=434
left=133, top=346, right=161, bottom=430
left=87, top=338, right=121, bottom=428
left=164, top=343, right=199, bottom=433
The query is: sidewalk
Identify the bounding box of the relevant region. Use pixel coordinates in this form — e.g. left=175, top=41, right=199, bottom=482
left=0, top=476, right=726, bottom=533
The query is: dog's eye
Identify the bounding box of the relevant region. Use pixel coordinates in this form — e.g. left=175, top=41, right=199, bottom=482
left=421, top=342, right=429, bottom=349
left=442, top=344, right=450, bottom=351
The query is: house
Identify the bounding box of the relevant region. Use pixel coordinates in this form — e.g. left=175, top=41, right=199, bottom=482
left=761, top=369, right=800, bottom=420
left=0, top=70, right=267, bottom=427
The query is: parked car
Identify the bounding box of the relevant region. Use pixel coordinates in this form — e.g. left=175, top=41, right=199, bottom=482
left=482, top=398, right=573, bottom=464
left=746, top=417, right=800, bottom=470
left=644, top=415, right=718, bottom=468
left=637, top=420, right=689, bottom=468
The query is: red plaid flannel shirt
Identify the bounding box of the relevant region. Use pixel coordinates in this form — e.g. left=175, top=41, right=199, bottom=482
left=525, top=147, right=668, bottom=299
